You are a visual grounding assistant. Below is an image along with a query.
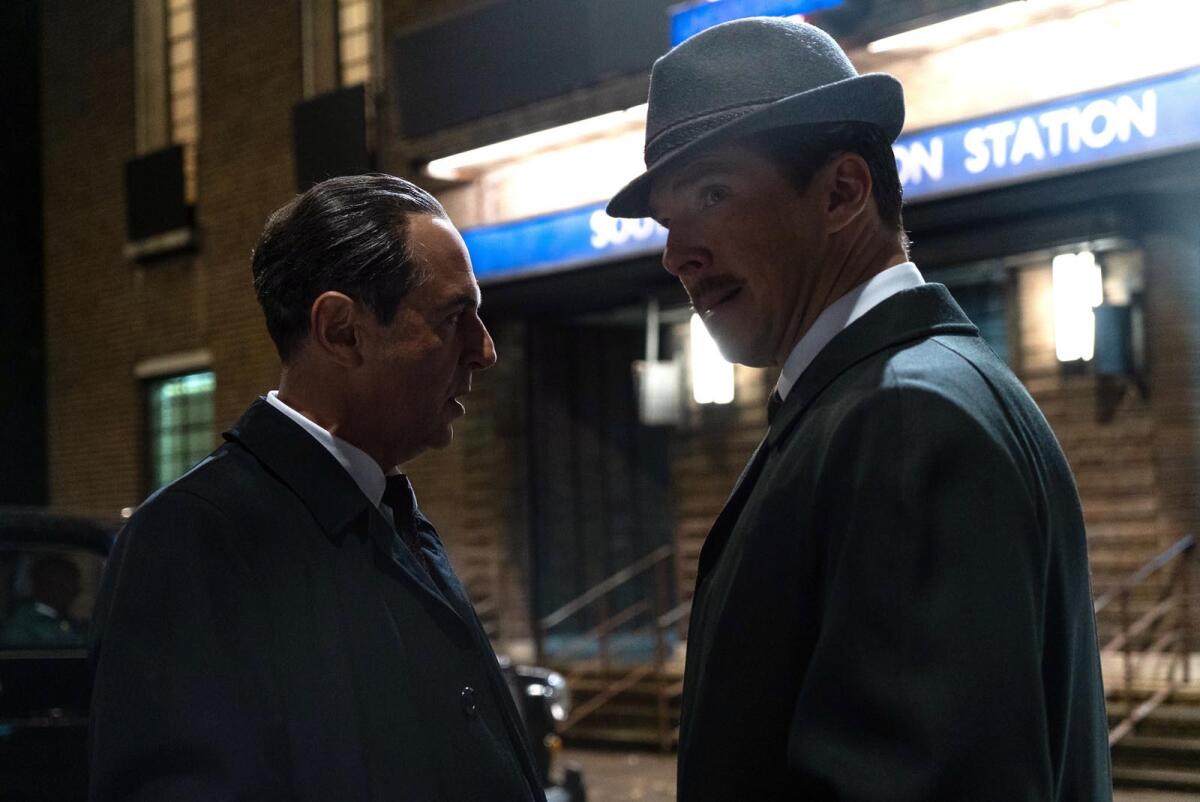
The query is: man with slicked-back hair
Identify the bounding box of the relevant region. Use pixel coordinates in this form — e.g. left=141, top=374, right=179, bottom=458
left=89, top=174, right=545, bottom=801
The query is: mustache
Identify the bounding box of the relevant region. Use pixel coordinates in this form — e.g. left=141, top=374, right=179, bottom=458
left=684, top=275, right=742, bottom=309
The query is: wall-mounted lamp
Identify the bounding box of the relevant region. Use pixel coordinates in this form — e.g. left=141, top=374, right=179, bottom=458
left=690, top=314, right=735, bottom=405
left=865, top=0, right=1115, bottom=55
left=634, top=298, right=683, bottom=426
left=425, top=104, right=647, bottom=182
left=1052, top=250, right=1103, bottom=362
left=867, top=1, right=1028, bottom=54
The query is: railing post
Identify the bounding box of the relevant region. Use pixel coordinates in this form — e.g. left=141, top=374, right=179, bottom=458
left=1182, top=545, right=1193, bottom=684
left=535, top=613, right=546, bottom=666
left=653, top=557, right=669, bottom=752
left=653, top=559, right=667, bottom=668
left=598, top=592, right=610, bottom=673
left=1121, top=588, right=1133, bottom=699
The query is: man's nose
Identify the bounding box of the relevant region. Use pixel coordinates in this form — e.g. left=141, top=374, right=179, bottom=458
left=661, top=228, right=708, bottom=277
left=468, top=318, right=498, bottom=371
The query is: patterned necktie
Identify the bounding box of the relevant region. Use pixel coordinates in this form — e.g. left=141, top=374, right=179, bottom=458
left=381, top=474, right=432, bottom=573
left=767, top=390, right=784, bottom=425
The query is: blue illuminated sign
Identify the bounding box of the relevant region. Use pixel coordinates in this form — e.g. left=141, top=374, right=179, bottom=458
left=464, top=203, right=666, bottom=282
left=669, top=0, right=844, bottom=45
left=896, top=67, right=1200, bottom=201
left=464, top=68, right=1200, bottom=282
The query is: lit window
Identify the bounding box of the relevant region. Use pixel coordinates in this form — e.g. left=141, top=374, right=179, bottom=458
left=135, top=0, right=199, bottom=203
left=338, top=0, right=372, bottom=87
left=166, top=0, right=198, bottom=202
left=146, top=371, right=215, bottom=489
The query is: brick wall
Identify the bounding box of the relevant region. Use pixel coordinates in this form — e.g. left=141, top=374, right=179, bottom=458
left=1142, top=202, right=1200, bottom=548
left=405, top=320, right=534, bottom=646
left=669, top=361, right=773, bottom=605
left=42, top=1, right=301, bottom=516
left=195, top=0, right=301, bottom=429
left=1141, top=201, right=1200, bottom=640
left=1015, top=261, right=1164, bottom=585
left=43, top=1, right=143, bottom=515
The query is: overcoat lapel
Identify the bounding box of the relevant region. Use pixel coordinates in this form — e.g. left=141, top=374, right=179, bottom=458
left=364, top=505, right=466, bottom=626
left=768, top=284, right=978, bottom=445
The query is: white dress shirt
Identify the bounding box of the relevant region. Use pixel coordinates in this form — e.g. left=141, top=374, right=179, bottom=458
left=265, top=391, right=402, bottom=525
left=776, top=262, right=925, bottom=401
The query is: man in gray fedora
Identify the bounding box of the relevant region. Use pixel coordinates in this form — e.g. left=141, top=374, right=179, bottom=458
left=608, top=17, right=1110, bottom=800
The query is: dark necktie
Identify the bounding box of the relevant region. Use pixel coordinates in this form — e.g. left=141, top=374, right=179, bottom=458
left=767, top=390, right=784, bottom=425
left=381, top=474, right=432, bottom=574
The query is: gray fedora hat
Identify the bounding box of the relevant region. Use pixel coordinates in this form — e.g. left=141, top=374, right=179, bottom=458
left=607, top=16, right=904, bottom=219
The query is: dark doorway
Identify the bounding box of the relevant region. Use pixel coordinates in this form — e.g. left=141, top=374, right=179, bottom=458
left=526, top=319, right=676, bottom=658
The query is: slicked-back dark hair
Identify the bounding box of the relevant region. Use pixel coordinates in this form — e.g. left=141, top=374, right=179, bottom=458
left=743, top=122, right=906, bottom=240
left=251, top=173, right=447, bottom=362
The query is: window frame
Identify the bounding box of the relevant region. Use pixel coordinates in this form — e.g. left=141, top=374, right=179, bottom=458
left=142, top=369, right=217, bottom=495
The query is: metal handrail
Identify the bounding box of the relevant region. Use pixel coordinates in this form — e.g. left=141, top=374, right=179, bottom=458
left=539, top=544, right=674, bottom=630
left=1096, top=534, right=1196, bottom=747
left=656, top=599, right=692, bottom=630
left=535, top=543, right=683, bottom=751
left=1094, top=535, right=1195, bottom=614
left=546, top=600, right=650, bottom=663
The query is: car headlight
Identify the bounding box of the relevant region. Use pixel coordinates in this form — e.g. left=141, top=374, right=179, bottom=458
left=523, top=671, right=572, bottom=723
left=546, top=671, right=570, bottom=723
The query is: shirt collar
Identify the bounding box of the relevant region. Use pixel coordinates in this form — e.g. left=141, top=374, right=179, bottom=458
left=265, top=391, right=388, bottom=508
left=776, top=262, right=925, bottom=401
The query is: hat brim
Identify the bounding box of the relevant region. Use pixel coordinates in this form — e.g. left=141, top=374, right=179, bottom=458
left=606, top=73, right=904, bottom=219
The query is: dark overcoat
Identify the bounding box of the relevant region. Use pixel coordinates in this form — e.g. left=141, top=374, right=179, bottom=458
left=677, top=284, right=1112, bottom=801
left=88, top=400, right=544, bottom=802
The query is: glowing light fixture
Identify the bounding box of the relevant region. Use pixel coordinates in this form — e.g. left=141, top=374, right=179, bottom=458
left=865, top=0, right=1114, bottom=54
left=425, top=104, right=647, bottom=182
left=690, top=314, right=735, bottom=404
left=1052, top=250, right=1103, bottom=362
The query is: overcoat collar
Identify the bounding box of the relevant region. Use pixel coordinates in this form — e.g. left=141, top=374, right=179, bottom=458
left=767, top=283, right=977, bottom=446
left=697, top=285, right=977, bottom=583
left=224, top=398, right=377, bottom=542
left=224, top=399, right=470, bottom=625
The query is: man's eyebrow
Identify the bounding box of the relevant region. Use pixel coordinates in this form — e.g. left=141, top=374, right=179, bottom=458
left=436, top=292, right=481, bottom=313
left=668, top=157, right=735, bottom=194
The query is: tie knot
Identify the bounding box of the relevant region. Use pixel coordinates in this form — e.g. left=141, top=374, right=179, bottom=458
left=381, top=474, right=433, bottom=574
left=767, top=391, right=784, bottom=425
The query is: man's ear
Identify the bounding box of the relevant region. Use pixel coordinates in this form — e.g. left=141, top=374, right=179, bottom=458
left=822, top=152, right=873, bottom=235
left=309, top=291, right=363, bottom=367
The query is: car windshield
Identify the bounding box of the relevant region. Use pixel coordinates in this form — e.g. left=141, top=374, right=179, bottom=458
left=0, top=546, right=104, bottom=650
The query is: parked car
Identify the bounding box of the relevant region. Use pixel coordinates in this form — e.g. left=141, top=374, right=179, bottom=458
left=499, top=656, right=585, bottom=801
left=0, top=508, right=111, bottom=801
left=0, top=508, right=584, bottom=801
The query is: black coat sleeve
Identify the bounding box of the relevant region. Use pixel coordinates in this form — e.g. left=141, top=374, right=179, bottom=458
left=88, top=489, right=284, bottom=801
left=786, top=379, right=1055, bottom=800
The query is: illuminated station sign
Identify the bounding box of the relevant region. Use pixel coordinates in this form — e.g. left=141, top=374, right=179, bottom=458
left=464, top=68, right=1200, bottom=282
left=669, top=0, right=845, bottom=45
left=893, top=67, right=1200, bottom=202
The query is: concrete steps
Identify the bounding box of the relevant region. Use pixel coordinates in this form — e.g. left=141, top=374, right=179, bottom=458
left=549, top=664, right=683, bottom=751
left=1111, top=766, right=1200, bottom=793
left=1109, top=694, right=1200, bottom=792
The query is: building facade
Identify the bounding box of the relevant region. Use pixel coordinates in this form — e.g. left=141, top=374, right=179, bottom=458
left=40, top=0, right=1200, bottom=657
